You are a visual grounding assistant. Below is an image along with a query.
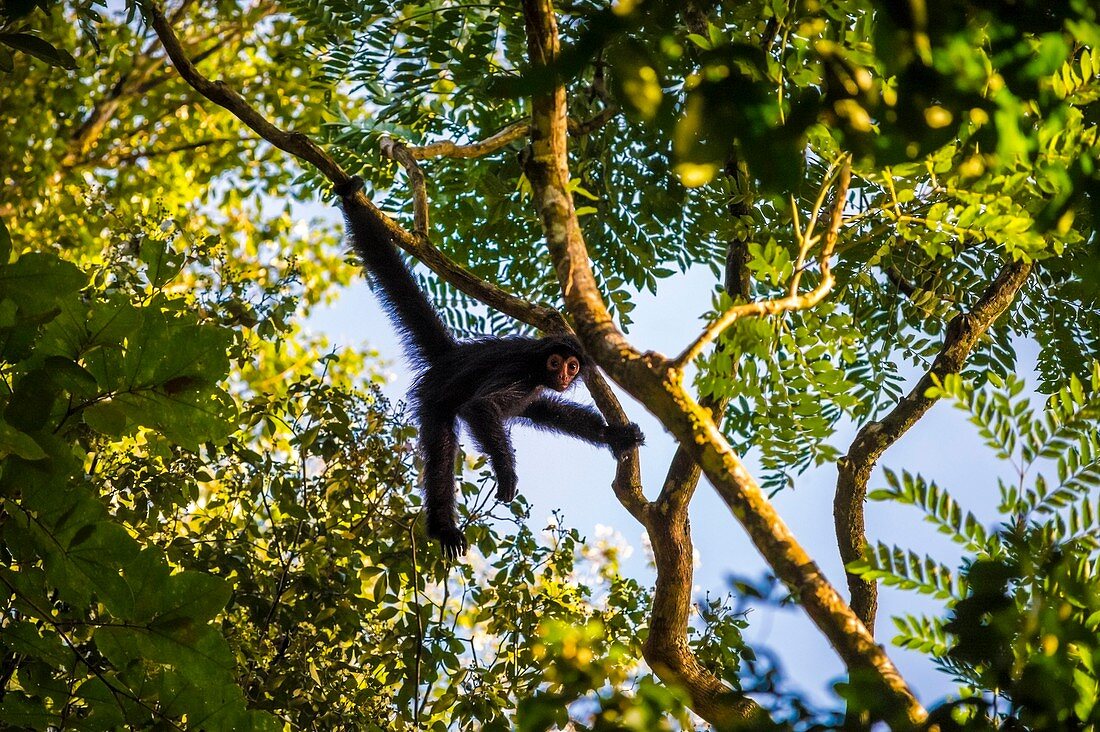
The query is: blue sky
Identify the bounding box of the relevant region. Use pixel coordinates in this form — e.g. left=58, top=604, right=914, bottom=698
left=307, top=212, right=1026, bottom=709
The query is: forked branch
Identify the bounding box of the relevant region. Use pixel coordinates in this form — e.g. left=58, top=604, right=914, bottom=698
left=520, top=0, right=925, bottom=725
left=834, top=258, right=1033, bottom=629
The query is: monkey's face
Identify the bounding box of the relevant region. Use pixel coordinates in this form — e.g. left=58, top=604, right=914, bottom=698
left=545, top=352, right=581, bottom=391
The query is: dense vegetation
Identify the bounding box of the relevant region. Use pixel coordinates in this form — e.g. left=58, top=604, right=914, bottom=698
left=0, top=0, right=1098, bottom=728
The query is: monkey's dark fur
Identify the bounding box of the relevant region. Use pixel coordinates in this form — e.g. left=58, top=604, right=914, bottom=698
left=337, top=176, right=644, bottom=559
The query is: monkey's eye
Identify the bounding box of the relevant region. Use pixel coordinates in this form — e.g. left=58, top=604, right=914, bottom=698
left=548, top=355, right=563, bottom=370
left=566, top=358, right=579, bottom=375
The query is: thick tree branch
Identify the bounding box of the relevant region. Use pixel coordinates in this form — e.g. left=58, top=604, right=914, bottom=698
left=520, top=0, right=925, bottom=726
left=644, top=499, right=768, bottom=727
left=834, top=258, right=1032, bottom=630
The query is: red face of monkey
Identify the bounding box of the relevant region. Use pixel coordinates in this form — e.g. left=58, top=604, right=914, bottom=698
left=545, top=352, right=581, bottom=391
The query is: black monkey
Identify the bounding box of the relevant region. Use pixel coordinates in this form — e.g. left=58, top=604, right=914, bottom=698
left=336, top=176, right=644, bottom=559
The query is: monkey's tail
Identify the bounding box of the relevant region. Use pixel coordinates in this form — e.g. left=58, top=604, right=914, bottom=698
left=338, top=179, right=456, bottom=364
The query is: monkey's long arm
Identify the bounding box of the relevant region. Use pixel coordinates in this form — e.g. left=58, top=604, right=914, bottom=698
left=519, top=396, right=643, bottom=457
left=461, top=400, right=520, bottom=502
left=338, top=178, right=455, bottom=363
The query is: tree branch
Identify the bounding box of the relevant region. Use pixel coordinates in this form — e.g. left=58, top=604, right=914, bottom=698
left=520, top=0, right=925, bottom=725
left=645, top=6, right=763, bottom=718
left=402, top=107, right=619, bottom=161
left=405, top=122, right=531, bottom=160
left=146, top=4, right=343, bottom=182
left=834, top=258, right=1032, bottom=630
left=144, top=2, right=560, bottom=332
left=381, top=137, right=430, bottom=236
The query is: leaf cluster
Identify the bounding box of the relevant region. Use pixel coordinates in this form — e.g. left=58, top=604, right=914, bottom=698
left=854, top=366, right=1100, bottom=727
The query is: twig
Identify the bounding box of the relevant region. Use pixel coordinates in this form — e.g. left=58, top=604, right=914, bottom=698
left=98, top=136, right=257, bottom=166
left=381, top=137, right=430, bottom=236
left=670, top=159, right=851, bottom=372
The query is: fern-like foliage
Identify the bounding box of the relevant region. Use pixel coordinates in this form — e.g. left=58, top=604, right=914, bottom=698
left=853, top=364, right=1100, bottom=725
left=869, top=470, right=990, bottom=553
left=891, top=614, right=950, bottom=656
left=848, top=541, right=961, bottom=600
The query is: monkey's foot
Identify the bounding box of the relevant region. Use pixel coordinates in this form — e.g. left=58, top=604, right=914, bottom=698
left=431, top=525, right=468, bottom=561
left=495, top=471, right=519, bottom=503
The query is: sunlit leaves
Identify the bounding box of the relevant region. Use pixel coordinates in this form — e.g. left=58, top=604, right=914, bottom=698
left=517, top=620, right=692, bottom=731
left=0, top=242, right=266, bottom=728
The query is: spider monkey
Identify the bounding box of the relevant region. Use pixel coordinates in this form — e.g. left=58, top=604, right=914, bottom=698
left=336, top=176, right=644, bottom=559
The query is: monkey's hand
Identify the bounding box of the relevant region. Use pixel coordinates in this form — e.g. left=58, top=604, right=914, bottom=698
left=495, top=467, right=519, bottom=503
left=427, top=520, right=468, bottom=561
left=605, top=422, right=645, bottom=459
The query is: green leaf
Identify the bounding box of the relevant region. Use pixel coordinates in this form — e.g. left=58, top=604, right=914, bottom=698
left=139, top=238, right=184, bottom=289
left=83, top=400, right=127, bottom=436
left=73, top=678, right=126, bottom=729
left=153, top=571, right=232, bottom=626
left=0, top=417, right=46, bottom=460
left=0, top=693, right=54, bottom=729
left=608, top=41, right=663, bottom=121
left=4, top=368, right=58, bottom=432
left=42, top=355, right=98, bottom=396
left=112, top=385, right=236, bottom=450
left=95, top=623, right=237, bottom=691
left=0, top=252, right=85, bottom=318
left=0, top=32, right=76, bottom=69
left=0, top=620, right=70, bottom=668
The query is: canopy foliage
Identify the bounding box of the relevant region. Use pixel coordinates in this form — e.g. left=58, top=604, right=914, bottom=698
left=0, top=0, right=1098, bottom=729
